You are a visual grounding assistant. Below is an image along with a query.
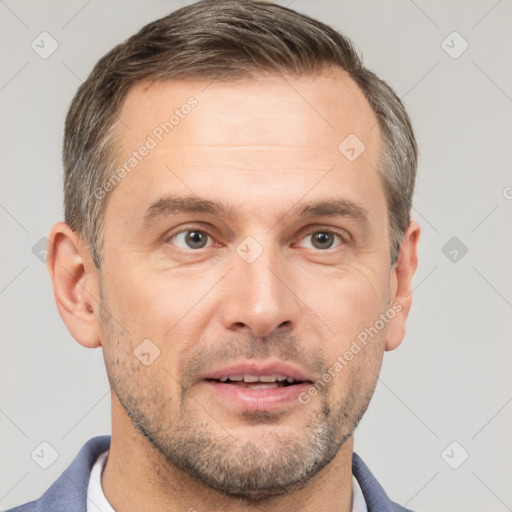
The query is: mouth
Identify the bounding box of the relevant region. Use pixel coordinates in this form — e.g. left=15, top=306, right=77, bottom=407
left=199, top=362, right=314, bottom=411
left=205, top=373, right=305, bottom=389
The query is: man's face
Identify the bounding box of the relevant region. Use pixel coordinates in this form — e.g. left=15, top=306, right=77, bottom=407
left=99, top=68, right=394, bottom=498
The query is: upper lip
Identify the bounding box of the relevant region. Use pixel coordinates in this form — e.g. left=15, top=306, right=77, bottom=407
left=199, top=360, right=315, bottom=383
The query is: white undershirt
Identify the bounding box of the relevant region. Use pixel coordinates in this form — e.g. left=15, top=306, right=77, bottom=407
left=86, top=450, right=368, bottom=512
left=86, top=450, right=114, bottom=512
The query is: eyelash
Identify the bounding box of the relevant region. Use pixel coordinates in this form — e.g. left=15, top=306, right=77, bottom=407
left=296, top=229, right=347, bottom=250
left=165, top=226, right=349, bottom=251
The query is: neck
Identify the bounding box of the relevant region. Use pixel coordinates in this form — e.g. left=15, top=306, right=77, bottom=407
left=101, top=395, right=355, bottom=512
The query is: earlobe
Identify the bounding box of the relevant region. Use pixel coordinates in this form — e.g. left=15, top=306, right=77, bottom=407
left=385, top=220, right=420, bottom=351
left=47, top=222, right=102, bottom=348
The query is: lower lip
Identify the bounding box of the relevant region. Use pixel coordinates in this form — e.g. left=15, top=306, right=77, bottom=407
left=202, top=381, right=311, bottom=411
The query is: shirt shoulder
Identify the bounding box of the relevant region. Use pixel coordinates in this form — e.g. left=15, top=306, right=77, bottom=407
left=3, top=436, right=112, bottom=512
left=352, top=452, right=416, bottom=512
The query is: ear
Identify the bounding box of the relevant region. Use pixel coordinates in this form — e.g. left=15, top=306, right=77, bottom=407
left=385, top=220, right=420, bottom=351
left=47, top=222, right=102, bottom=348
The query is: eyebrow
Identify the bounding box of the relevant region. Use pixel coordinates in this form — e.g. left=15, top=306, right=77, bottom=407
left=293, top=199, right=369, bottom=224
left=143, top=195, right=235, bottom=228
left=142, top=194, right=369, bottom=228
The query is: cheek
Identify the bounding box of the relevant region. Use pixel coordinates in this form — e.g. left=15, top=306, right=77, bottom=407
left=98, top=281, right=184, bottom=403
left=101, top=262, right=221, bottom=352
left=299, top=260, right=390, bottom=344
left=324, top=312, right=387, bottom=413
left=297, top=261, right=389, bottom=403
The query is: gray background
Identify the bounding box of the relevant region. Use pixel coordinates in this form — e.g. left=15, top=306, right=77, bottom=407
left=1, top=1, right=511, bottom=510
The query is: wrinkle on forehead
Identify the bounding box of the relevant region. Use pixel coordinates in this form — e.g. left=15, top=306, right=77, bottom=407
left=158, top=145, right=336, bottom=172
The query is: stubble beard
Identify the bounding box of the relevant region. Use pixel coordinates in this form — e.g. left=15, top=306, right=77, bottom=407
left=99, top=284, right=382, bottom=501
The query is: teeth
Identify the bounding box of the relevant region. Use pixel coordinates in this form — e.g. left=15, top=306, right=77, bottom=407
left=248, top=383, right=279, bottom=389
left=217, top=374, right=294, bottom=383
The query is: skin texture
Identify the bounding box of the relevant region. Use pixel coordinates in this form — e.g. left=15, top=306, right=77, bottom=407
left=48, top=67, right=420, bottom=512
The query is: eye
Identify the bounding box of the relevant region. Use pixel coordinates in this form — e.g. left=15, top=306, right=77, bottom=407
left=297, top=230, right=344, bottom=250
left=168, top=229, right=213, bottom=249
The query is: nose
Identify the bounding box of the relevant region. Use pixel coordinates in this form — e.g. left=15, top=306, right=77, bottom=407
left=220, top=247, right=301, bottom=338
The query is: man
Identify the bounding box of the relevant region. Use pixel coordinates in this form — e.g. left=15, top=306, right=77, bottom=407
left=8, top=1, right=420, bottom=510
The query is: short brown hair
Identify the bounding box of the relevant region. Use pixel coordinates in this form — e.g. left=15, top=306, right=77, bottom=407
left=63, top=0, right=417, bottom=267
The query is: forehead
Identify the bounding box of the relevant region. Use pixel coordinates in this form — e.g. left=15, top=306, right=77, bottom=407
left=117, top=68, right=379, bottom=153
left=106, top=68, right=385, bottom=226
